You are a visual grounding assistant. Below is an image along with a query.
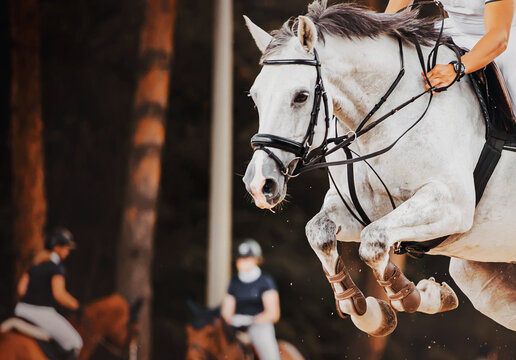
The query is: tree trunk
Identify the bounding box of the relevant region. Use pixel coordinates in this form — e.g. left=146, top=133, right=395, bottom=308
left=9, top=0, right=47, bottom=285
left=116, top=0, right=177, bottom=359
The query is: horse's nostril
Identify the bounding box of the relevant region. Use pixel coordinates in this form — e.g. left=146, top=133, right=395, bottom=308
left=262, top=178, right=278, bottom=196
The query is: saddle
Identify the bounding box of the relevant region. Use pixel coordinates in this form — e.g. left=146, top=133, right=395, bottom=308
left=473, top=62, right=516, bottom=137
left=396, top=59, right=516, bottom=257
left=0, top=317, right=74, bottom=360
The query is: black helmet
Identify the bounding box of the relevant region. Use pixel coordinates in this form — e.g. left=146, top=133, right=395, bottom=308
left=236, top=239, right=262, bottom=260
left=45, top=227, right=76, bottom=250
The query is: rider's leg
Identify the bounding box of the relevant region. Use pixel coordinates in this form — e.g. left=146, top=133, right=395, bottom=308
left=359, top=181, right=473, bottom=313
left=248, top=322, right=281, bottom=360
left=450, top=258, right=516, bottom=330
left=14, top=303, right=83, bottom=352
left=306, top=193, right=397, bottom=336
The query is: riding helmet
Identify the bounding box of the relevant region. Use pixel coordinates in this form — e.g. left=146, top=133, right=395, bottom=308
left=237, top=239, right=263, bottom=261
left=45, top=227, right=76, bottom=250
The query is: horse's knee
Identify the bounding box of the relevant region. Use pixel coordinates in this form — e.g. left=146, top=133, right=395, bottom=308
left=359, top=224, right=389, bottom=266
left=305, top=213, right=336, bottom=254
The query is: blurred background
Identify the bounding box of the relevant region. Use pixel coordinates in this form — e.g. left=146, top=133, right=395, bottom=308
left=1, top=0, right=515, bottom=359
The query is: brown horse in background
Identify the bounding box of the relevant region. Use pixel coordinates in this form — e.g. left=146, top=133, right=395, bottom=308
left=0, top=294, right=141, bottom=360
left=186, top=302, right=305, bottom=360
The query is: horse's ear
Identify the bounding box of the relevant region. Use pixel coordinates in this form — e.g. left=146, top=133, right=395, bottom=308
left=186, top=299, right=203, bottom=317
left=297, top=16, right=318, bottom=52
left=244, top=15, right=272, bottom=54
left=129, top=298, right=143, bottom=323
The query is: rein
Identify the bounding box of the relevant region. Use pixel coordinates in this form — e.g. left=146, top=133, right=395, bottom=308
left=250, top=1, right=464, bottom=256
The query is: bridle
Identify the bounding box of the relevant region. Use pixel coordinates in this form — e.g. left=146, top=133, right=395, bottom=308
left=251, top=48, right=331, bottom=178
left=249, top=1, right=464, bottom=256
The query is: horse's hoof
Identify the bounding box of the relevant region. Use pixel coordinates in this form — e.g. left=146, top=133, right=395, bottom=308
left=439, top=281, right=459, bottom=312
left=368, top=299, right=397, bottom=337
left=416, top=278, right=459, bottom=314
left=351, top=297, right=397, bottom=337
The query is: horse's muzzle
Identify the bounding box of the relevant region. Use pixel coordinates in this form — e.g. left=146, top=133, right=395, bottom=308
left=243, top=152, right=286, bottom=209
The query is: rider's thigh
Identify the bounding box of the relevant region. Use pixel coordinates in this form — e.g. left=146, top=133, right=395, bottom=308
left=14, top=303, right=83, bottom=351
left=248, top=322, right=281, bottom=360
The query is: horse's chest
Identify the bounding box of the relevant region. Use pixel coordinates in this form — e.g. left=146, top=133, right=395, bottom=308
left=353, top=165, right=412, bottom=219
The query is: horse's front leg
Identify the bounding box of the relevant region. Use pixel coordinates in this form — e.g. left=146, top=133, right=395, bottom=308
left=306, top=193, right=397, bottom=336
left=359, top=181, right=468, bottom=314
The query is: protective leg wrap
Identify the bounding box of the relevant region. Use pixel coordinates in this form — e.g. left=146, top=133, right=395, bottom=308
left=324, top=256, right=367, bottom=318
left=378, top=262, right=421, bottom=313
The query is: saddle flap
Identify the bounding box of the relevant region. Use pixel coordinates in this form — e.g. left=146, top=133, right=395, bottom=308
left=471, top=62, right=516, bottom=136
left=0, top=317, right=51, bottom=341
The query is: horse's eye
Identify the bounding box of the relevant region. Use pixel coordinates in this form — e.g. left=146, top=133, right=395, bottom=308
left=294, top=92, right=309, bottom=104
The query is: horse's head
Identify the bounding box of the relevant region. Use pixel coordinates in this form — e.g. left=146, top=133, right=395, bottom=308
left=78, top=294, right=141, bottom=359
left=242, top=14, right=332, bottom=210
left=185, top=301, right=244, bottom=360
left=185, top=301, right=222, bottom=360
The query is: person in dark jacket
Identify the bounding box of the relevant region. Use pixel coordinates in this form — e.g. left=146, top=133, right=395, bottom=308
left=221, top=239, right=281, bottom=360
left=15, top=228, right=82, bottom=358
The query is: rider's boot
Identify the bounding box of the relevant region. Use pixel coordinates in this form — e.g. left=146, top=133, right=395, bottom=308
left=377, top=262, right=421, bottom=313
left=324, top=256, right=367, bottom=318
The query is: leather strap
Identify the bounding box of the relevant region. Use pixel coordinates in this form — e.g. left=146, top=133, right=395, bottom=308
left=377, top=263, right=420, bottom=313
left=388, top=282, right=417, bottom=301
left=323, top=256, right=367, bottom=318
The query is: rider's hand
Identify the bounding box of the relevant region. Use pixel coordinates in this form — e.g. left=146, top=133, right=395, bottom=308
left=423, top=64, right=456, bottom=92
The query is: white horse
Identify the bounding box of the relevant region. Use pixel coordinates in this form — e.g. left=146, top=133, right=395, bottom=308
left=242, top=1, right=516, bottom=336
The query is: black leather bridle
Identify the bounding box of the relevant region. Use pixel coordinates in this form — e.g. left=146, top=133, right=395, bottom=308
left=249, top=1, right=466, bottom=257
left=251, top=48, right=331, bottom=177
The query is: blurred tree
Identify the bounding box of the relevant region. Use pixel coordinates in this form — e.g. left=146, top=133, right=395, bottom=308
left=115, top=0, right=177, bottom=359
left=9, top=0, right=47, bottom=286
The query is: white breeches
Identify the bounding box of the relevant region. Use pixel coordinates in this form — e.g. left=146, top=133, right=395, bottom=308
left=232, top=314, right=281, bottom=360
left=248, top=323, right=281, bottom=360
left=15, top=302, right=83, bottom=351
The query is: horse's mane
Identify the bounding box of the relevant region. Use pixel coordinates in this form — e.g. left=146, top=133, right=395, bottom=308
left=263, top=0, right=450, bottom=58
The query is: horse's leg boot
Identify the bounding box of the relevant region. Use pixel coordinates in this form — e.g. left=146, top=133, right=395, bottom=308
left=378, top=262, right=421, bottom=313
left=324, top=256, right=367, bottom=318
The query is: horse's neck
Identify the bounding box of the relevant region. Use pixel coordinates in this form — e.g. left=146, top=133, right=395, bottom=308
left=321, top=35, right=425, bottom=133
left=76, top=295, right=128, bottom=358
